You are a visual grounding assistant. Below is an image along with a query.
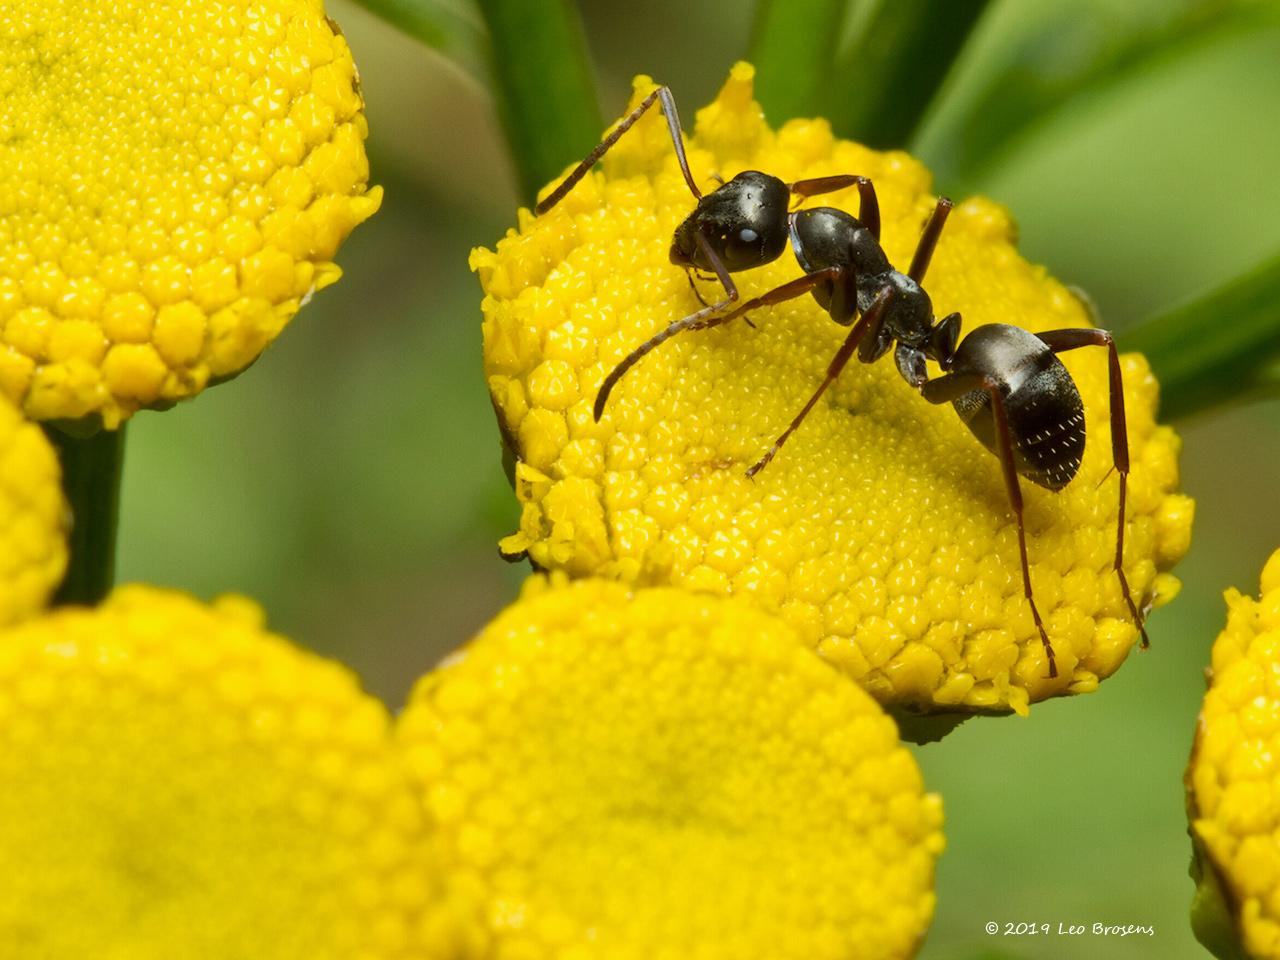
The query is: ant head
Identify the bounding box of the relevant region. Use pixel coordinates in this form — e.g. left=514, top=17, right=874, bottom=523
left=670, top=171, right=790, bottom=273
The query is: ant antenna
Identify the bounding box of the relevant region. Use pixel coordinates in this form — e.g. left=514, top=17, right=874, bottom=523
left=536, top=86, right=701, bottom=215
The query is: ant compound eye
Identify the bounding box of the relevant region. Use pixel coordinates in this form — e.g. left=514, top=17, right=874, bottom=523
left=722, top=227, right=762, bottom=268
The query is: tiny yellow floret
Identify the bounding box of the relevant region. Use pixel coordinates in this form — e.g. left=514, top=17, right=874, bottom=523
left=398, top=576, right=944, bottom=960
left=474, top=64, right=1193, bottom=714
left=1188, top=548, right=1280, bottom=960
left=0, top=393, right=66, bottom=625
left=0, top=0, right=381, bottom=427
left=0, top=585, right=482, bottom=959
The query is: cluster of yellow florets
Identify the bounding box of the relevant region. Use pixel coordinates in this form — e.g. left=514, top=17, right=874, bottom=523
left=0, top=393, right=66, bottom=624
left=474, top=63, right=1194, bottom=715
left=0, top=584, right=481, bottom=959
left=399, top=576, right=944, bottom=960
left=0, top=0, right=380, bottom=427
left=1188, top=549, right=1280, bottom=960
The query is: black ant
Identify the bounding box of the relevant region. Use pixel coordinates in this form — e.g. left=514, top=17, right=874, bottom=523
left=536, top=85, right=1148, bottom=679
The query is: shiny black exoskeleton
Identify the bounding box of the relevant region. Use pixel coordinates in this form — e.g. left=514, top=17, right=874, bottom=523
left=668, top=171, right=791, bottom=272
left=945, top=325, right=1085, bottom=491
left=536, top=84, right=1147, bottom=679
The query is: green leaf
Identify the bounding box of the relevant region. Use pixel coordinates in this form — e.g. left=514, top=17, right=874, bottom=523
left=475, top=0, right=603, bottom=205
left=828, top=0, right=992, bottom=148
left=1121, top=252, right=1280, bottom=421
left=347, top=0, right=487, bottom=83
left=747, top=0, right=848, bottom=124
left=923, top=0, right=1273, bottom=180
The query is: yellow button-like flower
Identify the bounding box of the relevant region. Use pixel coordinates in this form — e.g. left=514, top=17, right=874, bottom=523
left=399, top=576, right=944, bottom=960
left=0, top=585, right=481, bottom=959
left=0, top=0, right=380, bottom=427
left=1188, top=549, right=1280, bottom=960
left=474, top=63, right=1193, bottom=715
left=0, top=394, right=66, bottom=624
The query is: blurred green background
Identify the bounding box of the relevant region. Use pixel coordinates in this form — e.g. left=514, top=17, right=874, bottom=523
left=116, top=1, right=1279, bottom=957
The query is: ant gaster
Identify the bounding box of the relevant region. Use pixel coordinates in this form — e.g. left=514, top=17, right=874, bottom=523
left=536, top=84, right=1149, bottom=679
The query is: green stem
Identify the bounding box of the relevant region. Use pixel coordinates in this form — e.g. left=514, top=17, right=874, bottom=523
left=829, top=0, right=992, bottom=148
left=45, top=424, right=125, bottom=606
left=747, top=0, right=847, bottom=123
left=347, top=0, right=487, bottom=83
left=475, top=0, right=602, bottom=205
left=1120, top=253, right=1280, bottom=421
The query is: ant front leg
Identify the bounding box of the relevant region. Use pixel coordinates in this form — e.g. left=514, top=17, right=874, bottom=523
left=788, top=175, right=880, bottom=240
left=686, top=268, right=754, bottom=325
left=594, top=229, right=738, bottom=421
left=920, top=371, right=1059, bottom=679
left=536, top=85, right=701, bottom=215
left=1037, top=328, right=1149, bottom=648
left=686, top=270, right=712, bottom=308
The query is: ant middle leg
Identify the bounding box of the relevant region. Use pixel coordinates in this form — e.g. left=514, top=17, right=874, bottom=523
left=536, top=85, right=701, bottom=215
left=745, top=275, right=886, bottom=479
left=1037, top=328, right=1149, bottom=647
left=686, top=268, right=753, bottom=324
left=921, top=371, right=1060, bottom=679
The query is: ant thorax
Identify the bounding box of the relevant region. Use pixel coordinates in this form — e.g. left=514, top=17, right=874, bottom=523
left=791, top=208, right=887, bottom=277
left=877, top=272, right=935, bottom=349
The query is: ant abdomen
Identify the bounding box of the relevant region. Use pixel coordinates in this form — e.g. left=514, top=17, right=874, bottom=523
left=948, top=325, right=1086, bottom=492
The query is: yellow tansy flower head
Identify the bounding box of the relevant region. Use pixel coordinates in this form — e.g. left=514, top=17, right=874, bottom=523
left=473, top=63, right=1193, bottom=715
left=0, top=393, right=66, bottom=624
left=399, top=576, right=945, bottom=960
left=1188, top=549, right=1280, bottom=960
left=0, top=585, right=481, bottom=959
left=0, top=0, right=380, bottom=427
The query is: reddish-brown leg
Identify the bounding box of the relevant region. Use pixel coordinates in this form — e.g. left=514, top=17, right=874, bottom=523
left=788, top=175, right=881, bottom=239
left=908, top=197, right=954, bottom=284
left=596, top=245, right=869, bottom=422
left=745, top=283, right=891, bottom=479
left=594, top=229, right=737, bottom=420
left=1037, top=328, right=1149, bottom=647
left=921, top=370, right=1059, bottom=679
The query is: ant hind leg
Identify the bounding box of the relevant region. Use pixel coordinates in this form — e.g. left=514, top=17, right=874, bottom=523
left=1037, top=328, right=1149, bottom=648
left=920, top=370, right=1060, bottom=679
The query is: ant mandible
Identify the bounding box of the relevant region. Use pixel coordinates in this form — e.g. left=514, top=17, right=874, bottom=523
left=536, top=83, right=1148, bottom=679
